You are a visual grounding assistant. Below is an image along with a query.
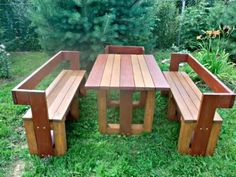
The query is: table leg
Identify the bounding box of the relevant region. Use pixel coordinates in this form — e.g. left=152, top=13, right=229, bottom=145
left=97, top=90, right=107, bottom=134
left=120, top=90, right=133, bottom=135
left=144, top=90, right=155, bottom=132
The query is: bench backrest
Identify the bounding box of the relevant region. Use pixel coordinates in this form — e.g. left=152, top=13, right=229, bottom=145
left=104, top=45, right=145, bottom=54
left=12, top=51, right=80, bottom=156
left=12, top=51, right=80, bottom=105
left=169, top=53, right=235, bottom=155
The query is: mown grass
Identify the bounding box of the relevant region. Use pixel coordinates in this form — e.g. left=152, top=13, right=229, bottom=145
left=0, top=51, right=236, bottom=177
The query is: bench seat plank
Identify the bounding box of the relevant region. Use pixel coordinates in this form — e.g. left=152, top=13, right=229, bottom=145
left=163, top=71, right=222, bottom=122
left=23, top=70, right=86, bottom=121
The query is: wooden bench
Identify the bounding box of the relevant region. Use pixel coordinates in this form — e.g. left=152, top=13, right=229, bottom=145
left=163, top=53, right=235, bottom=156
left=12, top=51, right=86, bottom=157
left=104, top=45, right=147, bottom=108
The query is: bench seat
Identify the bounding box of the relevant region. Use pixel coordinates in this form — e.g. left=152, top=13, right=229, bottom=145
left=23, top=70, right=86, bottom=121
left=163, top=71, right=222, bottom=122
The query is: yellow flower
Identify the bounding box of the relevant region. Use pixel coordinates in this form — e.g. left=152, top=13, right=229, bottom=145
left=206, top=30, right=213, bottom=36
left=196, top=35, right=202, bottom=40
left=212, top=30, right=220, bottom=37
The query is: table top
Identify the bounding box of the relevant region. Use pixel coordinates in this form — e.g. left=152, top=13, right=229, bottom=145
left=85, top=54, right=170, bottom=90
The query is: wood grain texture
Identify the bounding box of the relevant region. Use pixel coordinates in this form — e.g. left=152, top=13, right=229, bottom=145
left=97, top=90, right=107, bottom=134
left=106, top=124, right=144, bottom=135
left=120, top=55, right=135, bottom=89
left=164, top=72, right=222, bottom=122
left=104, top=45, right=144, bottom=54
left=145, top=55, right=169, bottom=90
left=206, top=122, right=222, bottom=155
left=110, top=55, right=121, bottom=87
left=53, top=120, right=67, bottom=156
left=178, top=118, right=195, bottom=154
left=85, top=54, right=108, bottom=88
left=138, top=55, right=155, bottom=89
left=29, top=91, right=53, bottom=156
left=120, top=90, right=133, bottom=135
left=100, top=54, right=114, bottom=87
left=190, top=95, right=218, bottom=155
left=131, top=55, right=145, bottom=88
left=143, top=91, right=155, bottom=132
left=24, top=120, right=38, bottom=155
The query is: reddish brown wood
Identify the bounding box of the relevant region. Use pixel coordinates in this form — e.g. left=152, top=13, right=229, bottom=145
left=187, top=54, right=233, bottom=94
left=62, top=51, right=80, bottom=70
left=190, top=94, right=218, bottom=155
left=85, top=54, right=108, bottom=89
left=169, top=53, right=188, bottom=71
left=104, top=45, right=144, bottom=54
left=120, top=90, right=133, bottom=135
left=120, top=55, right=135, bottom=89
left=29, top=91, right=53, bottom=156
left=145, top=55, right=170, bottom=90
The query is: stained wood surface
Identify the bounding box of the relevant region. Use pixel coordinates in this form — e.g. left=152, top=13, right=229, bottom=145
left=104, top=45, right=144, bottom=54
left=163, top=71, right=222, bottom=122
left=85, top=54, right=169, bottom=90
left=23, top=70, right=86, bottom=121
left=119, top=91, right=133, bottom=135
left=12, top=51, right=80, bottom=91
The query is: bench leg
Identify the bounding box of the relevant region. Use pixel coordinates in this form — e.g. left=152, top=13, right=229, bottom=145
left=79, top=78, right=87, bottom=96
left=206, top=122, right=222, bottom=155
left=97, top=90, right=107, bottom=134
left=143, top=91, right=155, bottom=132
left=167, top=93, right=179, bottom=120
left=120, top=90, right=133, bottom=135
left=69, top=92, right=79, bottom=120
left=24, top=120, right=38, bottom=155
left=178, top=118, right=195, bottom=154
left=53, top=120, right=67, bottom=156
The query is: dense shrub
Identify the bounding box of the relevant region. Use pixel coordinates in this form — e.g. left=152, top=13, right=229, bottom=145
left=180, top=2, right=222, bottom=50
left=0, top=0, right=40, bottom=51
left=0, top=44, right=10, bottom=78
left=29, top=0, right=155, bottom=64
left=154, top=0, right=179, bottom=49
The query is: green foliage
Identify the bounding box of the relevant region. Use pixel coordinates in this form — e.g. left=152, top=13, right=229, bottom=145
left=0, top=0, right=40, bottom=51
left=29, top=0, right=155, bottom=64
left=0, top=44, right=10, bottom=78
left=219, top=1, right=236, bottom=61
left=181, top=2, right=221, bottom=50
left=154, top=0, right=179, bottom=49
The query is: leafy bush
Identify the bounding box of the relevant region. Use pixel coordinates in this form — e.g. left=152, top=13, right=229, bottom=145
left=0, top=0, right=40, bottom=51
left=180, top=2, right=224, bottom=50
left=29, top=0, right=155, bottom=65
left=154, top=0, right=179, bottom=49
left=185, top=30, right=236, bottom=88
left=0, top=44, right=10, bottom=78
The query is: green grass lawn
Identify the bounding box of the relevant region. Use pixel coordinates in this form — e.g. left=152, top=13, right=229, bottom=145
left=0, top=52, right=236, bottom=177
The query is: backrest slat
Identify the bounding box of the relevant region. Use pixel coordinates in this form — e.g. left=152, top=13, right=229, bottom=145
left=104, top=45, right=144, bottom=54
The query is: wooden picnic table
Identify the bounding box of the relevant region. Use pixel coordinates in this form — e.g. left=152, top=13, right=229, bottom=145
left=85, top=54, right=169, bottom=135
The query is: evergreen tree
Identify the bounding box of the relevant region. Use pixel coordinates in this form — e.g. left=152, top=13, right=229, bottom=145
left=0, top=0, right=40, bottom=51
left=29, top=0, right=155, bottom=63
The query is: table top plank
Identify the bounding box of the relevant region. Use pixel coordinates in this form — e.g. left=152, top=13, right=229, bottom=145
left=120, top=55, right=135, bottom=89
left=85, top=54, right=108, bottom=88
left=131, top=55, right=145, bottom=88
left=110, top=55, right=121, bottom=87
left=86, top=54, right=169, bottom=90
left=100, top=54, right=114, bottom=87
left=138, top=55, right=155, bottom=88
left=145, top=55, right=170, bottom=90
